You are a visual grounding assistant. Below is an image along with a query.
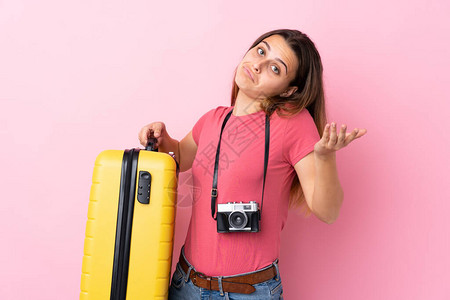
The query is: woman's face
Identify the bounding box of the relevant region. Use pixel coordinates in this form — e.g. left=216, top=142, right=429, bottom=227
left=235, top=34, right=299, bottom=101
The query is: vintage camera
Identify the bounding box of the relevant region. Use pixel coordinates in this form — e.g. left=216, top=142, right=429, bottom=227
left=216, top=201, right=260, bottom=233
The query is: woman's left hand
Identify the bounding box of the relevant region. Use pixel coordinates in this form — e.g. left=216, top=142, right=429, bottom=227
left=314, top=122, right=367, bottom=158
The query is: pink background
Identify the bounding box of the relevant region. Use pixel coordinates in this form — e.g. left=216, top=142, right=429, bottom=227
left=1, top=0, right=449, bottom=299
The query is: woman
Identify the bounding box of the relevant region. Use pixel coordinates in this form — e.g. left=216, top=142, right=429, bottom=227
left=139, top=29, right=366, bottom=300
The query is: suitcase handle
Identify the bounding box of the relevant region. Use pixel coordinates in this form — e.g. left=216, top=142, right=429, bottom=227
left=146, top=137, right=159, bottom=152
left=145, top=137, right=180, bottom=176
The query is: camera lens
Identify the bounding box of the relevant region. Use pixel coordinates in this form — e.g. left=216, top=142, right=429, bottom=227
left=228, top=211, right=248, bottom=230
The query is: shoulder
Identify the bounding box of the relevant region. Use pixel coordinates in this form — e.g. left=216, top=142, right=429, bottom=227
left=211, top=105, right=232, bottom=117
left=197, top=106, right=232, bottom=124
left=200, top=105, right=230, bottom=118
left=193, top=106, right=232, bottom=131
left=279, top=108, right=320, bottom=149
left=280, top=108, right=320, bottom=165
left=192, top=106, right=230, bottom=144
left=274, top=108, right=315, bottom=127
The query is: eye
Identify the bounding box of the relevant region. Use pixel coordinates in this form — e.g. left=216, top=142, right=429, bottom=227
left=257, top=48, right=265, bottom=55
left=271, top=65, right=280, bottom=74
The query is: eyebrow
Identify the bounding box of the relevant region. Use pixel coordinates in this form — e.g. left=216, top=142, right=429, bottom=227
left=261, top=41, right=288, bottom=74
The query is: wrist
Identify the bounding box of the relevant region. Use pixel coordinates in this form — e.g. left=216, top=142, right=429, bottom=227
left=314, top=151, right=336, bottom=162
left=159, top=136, right=176, bottom=153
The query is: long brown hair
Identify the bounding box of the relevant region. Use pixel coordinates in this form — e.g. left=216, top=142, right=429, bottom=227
left=230, top=29, right=328, bottom=217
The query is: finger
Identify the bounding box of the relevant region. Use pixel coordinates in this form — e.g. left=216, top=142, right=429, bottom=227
left=344, top=128, right=359, bottom=146
left=322, top=123, right=331, bottom=143
left=138, top=127, right=150, bottom=146
left=337, top=124, right=346, bottom=147
left=151, top=123, right=163, bottom=138
left=348, top=128, right=367, bottom=142
left=328, top=122, right=337, bottom=147
left=355, top=128, right=367, bottom=139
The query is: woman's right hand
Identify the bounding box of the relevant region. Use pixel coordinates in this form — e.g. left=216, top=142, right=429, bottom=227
left=138, top=122, right=167, bottom=149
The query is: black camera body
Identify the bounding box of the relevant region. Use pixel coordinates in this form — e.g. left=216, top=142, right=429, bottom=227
left=216, top=201, right=260, bottom=233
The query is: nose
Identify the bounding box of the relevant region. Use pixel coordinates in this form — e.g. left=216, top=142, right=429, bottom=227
left=251, top=60, right=263, bottom=73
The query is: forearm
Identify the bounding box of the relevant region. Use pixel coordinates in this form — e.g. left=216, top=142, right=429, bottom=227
left=312, top=152, right=344, bottom=224
left=159, top=136, right=180, bottom=166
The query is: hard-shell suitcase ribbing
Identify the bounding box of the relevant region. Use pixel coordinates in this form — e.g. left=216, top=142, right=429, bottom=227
left=80, top=142, right=178, bottom=300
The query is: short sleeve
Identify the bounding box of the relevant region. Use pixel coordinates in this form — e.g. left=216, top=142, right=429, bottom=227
left=283, top=109, right=321, bottom=166
left=192, top=108, right=215, bottom=145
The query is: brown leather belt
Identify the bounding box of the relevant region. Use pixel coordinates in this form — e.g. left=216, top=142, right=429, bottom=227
left=178, top=252, right=278, bottom=294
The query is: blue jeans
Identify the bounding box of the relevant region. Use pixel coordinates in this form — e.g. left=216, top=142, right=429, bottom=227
left=168, top=249, right=284, bottom=300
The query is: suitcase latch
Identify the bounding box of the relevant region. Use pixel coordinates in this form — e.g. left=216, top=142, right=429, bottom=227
left=137, top=171, right=151, bottom=204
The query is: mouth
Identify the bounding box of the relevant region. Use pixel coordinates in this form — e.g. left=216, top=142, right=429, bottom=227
left=243, top=66, right=254, bottom=82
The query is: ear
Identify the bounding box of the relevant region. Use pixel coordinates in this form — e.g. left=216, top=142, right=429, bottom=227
left=280, top=86, right=298, bottom=98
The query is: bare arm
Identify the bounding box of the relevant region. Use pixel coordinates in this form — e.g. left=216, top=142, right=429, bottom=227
left=294, top=151, right=343, bottom=224
left=294, top=121, right=367, bottom=224
left=139, top=123, right=198, bottom=172
left=161, top=131, right=198, bottom=172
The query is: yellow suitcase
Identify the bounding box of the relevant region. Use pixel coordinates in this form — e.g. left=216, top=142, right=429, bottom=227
left=80, top=140, right=178, bottom=299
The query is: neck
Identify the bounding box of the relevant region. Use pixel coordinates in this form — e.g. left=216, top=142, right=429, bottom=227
left=233, top=90, right=263, bottom=116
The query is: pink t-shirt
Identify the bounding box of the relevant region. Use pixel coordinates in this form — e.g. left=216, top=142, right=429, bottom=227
left=183, top=105, right=320, bottom=276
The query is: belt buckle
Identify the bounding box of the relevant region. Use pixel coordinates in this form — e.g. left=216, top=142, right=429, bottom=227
left=193, top=271, right=213, bottom=289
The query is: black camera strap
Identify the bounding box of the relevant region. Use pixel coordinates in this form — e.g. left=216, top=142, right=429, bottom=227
left=211, top=108, right=270, bottom=220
